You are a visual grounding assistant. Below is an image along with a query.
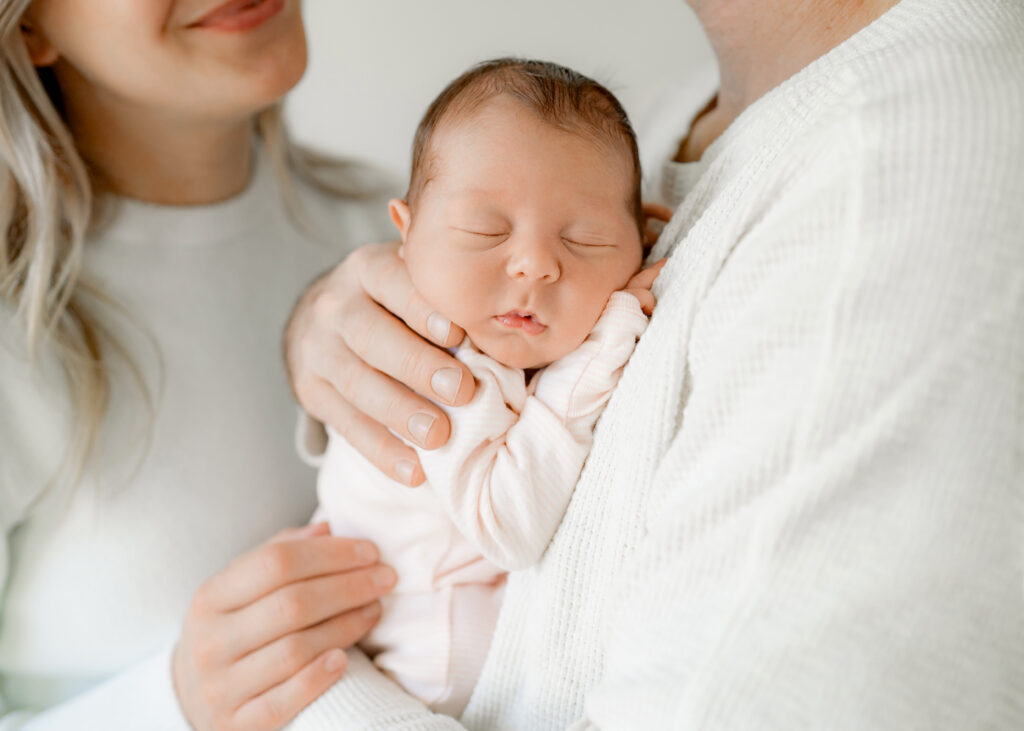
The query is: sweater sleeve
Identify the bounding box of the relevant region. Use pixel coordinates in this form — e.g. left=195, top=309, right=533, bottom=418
left=417, top=293, right=648, bottom=571
left=580, top=105, right=1023, bottom=729
left=0, top=644, right=191, bottom=731
left=285, top=649, right=464, bottom=731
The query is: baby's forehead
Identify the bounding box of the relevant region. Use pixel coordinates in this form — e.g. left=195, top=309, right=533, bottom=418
left=422, top=98, right=635, bottom=191
left=429, top=93, right=632, bottom=161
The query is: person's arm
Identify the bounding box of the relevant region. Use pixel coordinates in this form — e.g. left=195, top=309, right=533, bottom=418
left=419, top=290, right=650, bottom=571
left=0, top=645, right=191, bottom=731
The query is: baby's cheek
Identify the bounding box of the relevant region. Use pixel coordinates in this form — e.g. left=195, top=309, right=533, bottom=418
left=555, top=302, right=603, bottom=354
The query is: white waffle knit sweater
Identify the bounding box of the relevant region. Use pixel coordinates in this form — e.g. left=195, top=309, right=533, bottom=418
left=290, top=0, right=1024, bottom=728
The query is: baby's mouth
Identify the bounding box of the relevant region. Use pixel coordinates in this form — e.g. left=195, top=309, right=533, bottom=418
left=495, top=310, right=547, bottom=335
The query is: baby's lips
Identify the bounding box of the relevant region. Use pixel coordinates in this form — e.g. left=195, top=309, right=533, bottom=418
left=495, top=312, right=547, bottom=335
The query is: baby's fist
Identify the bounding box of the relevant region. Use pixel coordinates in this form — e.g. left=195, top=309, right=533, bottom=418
left=624, top=259, right=667, bottom=315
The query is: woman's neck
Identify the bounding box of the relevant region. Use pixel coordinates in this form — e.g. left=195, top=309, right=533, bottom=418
left=679, top=0, right=900, bottom=162
left=56, top=61, right=254, bottom=206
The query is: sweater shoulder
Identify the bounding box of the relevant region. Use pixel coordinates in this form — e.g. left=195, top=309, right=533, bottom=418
left=755, top=8, right=1024, bottom=268
left=822, top=1, right=1024, bottom=168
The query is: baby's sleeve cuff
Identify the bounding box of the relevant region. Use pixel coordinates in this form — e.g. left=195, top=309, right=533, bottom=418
left=295, top=408, right=328, bottom=468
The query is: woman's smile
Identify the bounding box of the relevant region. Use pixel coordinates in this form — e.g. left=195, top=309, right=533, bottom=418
left=188, top=0, right=285, bottom=32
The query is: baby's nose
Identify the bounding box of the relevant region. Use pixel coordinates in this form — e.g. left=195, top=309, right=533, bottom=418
left=506, top=237, right=560, bottom=283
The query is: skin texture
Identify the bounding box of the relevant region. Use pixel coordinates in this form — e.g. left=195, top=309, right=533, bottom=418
left=391, top=95, right=646, bottom=371
left=20, top=2, right=391, bottom=728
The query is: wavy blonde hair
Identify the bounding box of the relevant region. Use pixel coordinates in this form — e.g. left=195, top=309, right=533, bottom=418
left=0, top=1, right=360, bottom=487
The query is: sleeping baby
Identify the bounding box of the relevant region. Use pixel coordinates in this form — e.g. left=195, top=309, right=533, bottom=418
left=313, top=57, right=665, bottom=715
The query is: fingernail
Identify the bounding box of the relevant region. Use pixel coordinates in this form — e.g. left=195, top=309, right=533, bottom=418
left=395, top=459, right=417, bottom=484
left=407, top=412, right=436, bottom=446
left=372, top=565, right=396, bottom=588
left=355, top=541, right=377, bottom=563
left=427, top=312, right=452, bottom=343
left=431, top=367, right=462, bottom=404
left=362, top=601, right=381, bottom=620
left=324, top=649, right=346, bottom=673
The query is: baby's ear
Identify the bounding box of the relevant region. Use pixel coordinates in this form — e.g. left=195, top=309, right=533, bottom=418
left=388, top=199, right=412, bottom=244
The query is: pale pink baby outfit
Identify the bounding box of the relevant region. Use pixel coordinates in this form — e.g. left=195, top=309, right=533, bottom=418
left=315, top=291, right=648, bottom=715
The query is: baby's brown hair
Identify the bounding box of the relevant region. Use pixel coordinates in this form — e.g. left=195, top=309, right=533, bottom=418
left=407, top=58, right=644, bottom=234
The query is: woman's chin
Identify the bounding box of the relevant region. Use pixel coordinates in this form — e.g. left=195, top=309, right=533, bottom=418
left=247, top=26, right=308, bottom=106
left=209, top=17, right=308, bottom=115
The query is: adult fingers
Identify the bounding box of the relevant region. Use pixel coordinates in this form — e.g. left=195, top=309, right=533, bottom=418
left=196, top=536, right=381, bottom=613
left=229, top=566, right=397, bottom=657
left=231, top=648, right=349, bottom=731
left=292, top=326, right=446, bottom=463
left=355, top=242, right=466, bottom=348
left=313, top=327, right=455, bottom=450
left=224, top=602, right=381, bottom=708
left=337, top=293, right=475, bottom=409
left=304, top=378, right=427, bottom=486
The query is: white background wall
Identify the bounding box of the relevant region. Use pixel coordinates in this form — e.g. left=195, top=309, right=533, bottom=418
left=285, top=0, right=714, bottom=180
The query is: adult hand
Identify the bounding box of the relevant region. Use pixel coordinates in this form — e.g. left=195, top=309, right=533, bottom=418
left=285, top=242, right=476, bottom=486
left=173, top=522, right=396, bottom=730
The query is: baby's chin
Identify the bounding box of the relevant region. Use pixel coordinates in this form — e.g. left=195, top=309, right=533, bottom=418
left=468, top=331, right=578, bottom=371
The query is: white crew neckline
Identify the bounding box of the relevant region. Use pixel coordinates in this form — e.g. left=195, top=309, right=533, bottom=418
left=90, top=146, right=279, bottom=248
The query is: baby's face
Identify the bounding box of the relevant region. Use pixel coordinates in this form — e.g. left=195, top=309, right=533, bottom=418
left=394, top=96, right=642, bottom=370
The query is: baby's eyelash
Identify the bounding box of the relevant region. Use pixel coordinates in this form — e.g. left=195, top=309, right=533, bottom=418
left=454, top=227, right=506, bottom=237
left=562, top=237, right=613, bottom=248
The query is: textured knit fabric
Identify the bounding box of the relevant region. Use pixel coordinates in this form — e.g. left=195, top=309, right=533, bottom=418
left=0, top=155, right=393, bottom=729
left=289, top=0, right=1024, bottom=728
left=315, top=293, right=647, bottom=715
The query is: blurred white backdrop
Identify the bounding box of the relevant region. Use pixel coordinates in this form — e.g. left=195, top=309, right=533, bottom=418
left=285, top=0, right=714, bottom=181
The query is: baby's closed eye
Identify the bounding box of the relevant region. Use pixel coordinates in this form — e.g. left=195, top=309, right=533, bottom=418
left=561, top=236, right=616, bottom=248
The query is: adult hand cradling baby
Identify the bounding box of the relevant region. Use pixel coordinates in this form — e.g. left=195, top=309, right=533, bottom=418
left=285, top=242, right=476, bottom=487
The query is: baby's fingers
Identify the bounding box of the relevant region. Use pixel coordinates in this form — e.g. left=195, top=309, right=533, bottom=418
left=626, top=258, right=667, bottom=291
left=625, top=287, right=656, bottom=316
left=642, top=202, right=674, bottom=224
left=642, top=203, right=674, bottom=246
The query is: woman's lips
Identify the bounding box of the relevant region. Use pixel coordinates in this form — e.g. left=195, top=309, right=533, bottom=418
left=495, top=311, right=547, bottom=335
left=188, top=0, right=285, bottom=32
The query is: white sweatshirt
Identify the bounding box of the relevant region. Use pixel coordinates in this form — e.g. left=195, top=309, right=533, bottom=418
left=315, top=293, right=647, bottom=714
left=290, top=0, right=1024, bottom=728
left=0, top=155, right=392, bottom=728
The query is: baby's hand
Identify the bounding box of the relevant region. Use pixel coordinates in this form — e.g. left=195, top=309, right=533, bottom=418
left=624, top=259, right=667, bottom=316
left=642, top=202, right=674, bottom=248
